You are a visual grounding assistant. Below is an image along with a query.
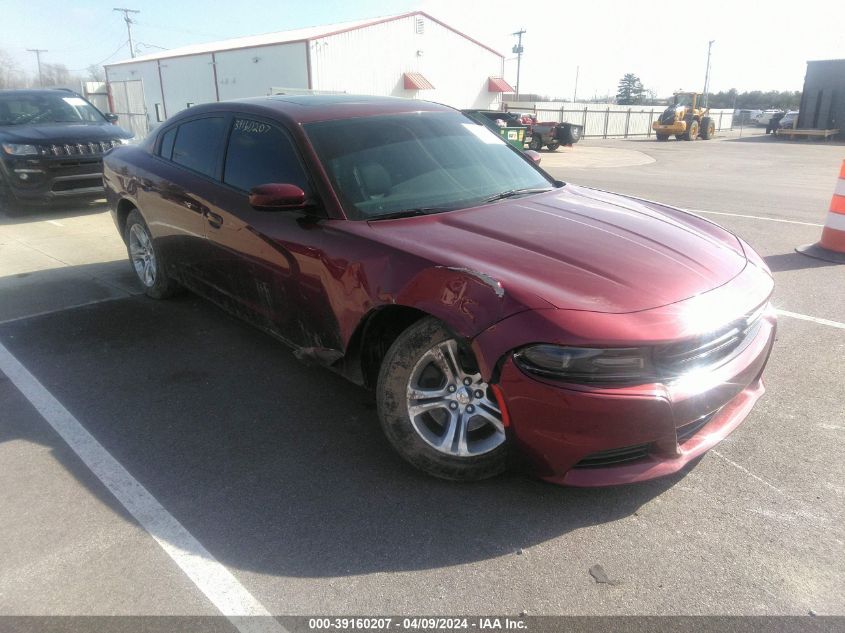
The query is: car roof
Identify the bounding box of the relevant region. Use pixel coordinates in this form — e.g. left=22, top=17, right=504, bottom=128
left=170, top=94, right=456, bottom=125
left=0, top=88, right=79, bottom=97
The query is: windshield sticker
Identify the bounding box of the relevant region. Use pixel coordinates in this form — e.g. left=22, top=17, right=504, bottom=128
left=462, top=123, right=500, bottom=144
left=234, top=119, right=271, bottom=134
left=62, top=97, right=89, bottom=107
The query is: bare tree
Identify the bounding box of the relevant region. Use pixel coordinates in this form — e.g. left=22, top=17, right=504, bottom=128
left=40, top=62, right=72, bottom=87
left=0, top=49, right=29, bottom=89
left=87, top=64, right=105, bottom=82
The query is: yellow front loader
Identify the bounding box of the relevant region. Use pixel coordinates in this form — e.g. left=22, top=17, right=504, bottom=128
left=652, top=91, right=716, bottom=141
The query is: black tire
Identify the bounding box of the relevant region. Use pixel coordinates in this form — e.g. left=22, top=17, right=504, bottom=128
left=0, top=175, right=20, bottom=215
left=124, top=209, right=182, bottom=299
left=683, top=117, right=699, bottom=141
left=700, top=116, right=715, bottom=140
left=377, top=317, right=508, bottom=481
left=656, top=133, right=670, bottom=141
left=567, top=125, right=582, bottom=144
left=528, top=136, right=543, bottom=151
left=546, top=140, right=561, bottom=151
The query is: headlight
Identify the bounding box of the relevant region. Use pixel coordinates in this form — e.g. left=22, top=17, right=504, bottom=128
left=118, top=136, right=136, bottom=145
left=513, top=345, right=652, bottom=385
left=2, top=143, right=39, bottom=156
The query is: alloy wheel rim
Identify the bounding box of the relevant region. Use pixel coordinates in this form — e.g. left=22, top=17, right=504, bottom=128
left=406, top=339, right=506, bottom=457
left=128, top=224, right=157, bottom=287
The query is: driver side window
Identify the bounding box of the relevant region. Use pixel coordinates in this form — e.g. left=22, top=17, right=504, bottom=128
left=223, top=118, right=309, bottom=194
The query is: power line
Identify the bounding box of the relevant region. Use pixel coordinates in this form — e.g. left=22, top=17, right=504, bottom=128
left=131, top=19, right=228, bottom=40
left=113, top=7, right=140, bottom=59
left=26, top=48, right=47, bottom=87
left=67, top=40, right=129, bottom=72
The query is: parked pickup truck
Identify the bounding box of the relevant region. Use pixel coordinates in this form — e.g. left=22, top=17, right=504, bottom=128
left=461, top=109, right=583, bottom=151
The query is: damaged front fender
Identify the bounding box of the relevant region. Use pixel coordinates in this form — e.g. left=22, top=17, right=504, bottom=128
left=394, top=265, right=550, bottom=340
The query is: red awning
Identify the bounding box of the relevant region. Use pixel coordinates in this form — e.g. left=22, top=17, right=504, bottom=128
left=403, top=72, right=435, bottom=90
left=488, top=77, right=515, bottom=93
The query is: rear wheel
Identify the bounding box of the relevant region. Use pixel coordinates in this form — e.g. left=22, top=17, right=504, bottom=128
left=546, top=140, right=561, bottom=151
left=656, top=133, right=670, bottom=141
left=529, top=136, right=543, bottom=151
left=377, top=317, right=508, bottom=481
left=700, top=117, right=715, bottom=140
left=124, top=209, right=181, bottom=299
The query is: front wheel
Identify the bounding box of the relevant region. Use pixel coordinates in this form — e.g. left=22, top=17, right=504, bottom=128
left=125, top=209, right=182, bottom=299
left=684, top=119, right=699, bottom=141
left=0, top=175, right=20, bottom=215
left=546, top=140, right=561, bottom=151
left=377, top=317, right=508, bottom=481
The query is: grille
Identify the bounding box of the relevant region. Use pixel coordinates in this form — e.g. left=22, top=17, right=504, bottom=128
left=655, top=304, right=766, bottom=378
left=36, top=140, right=121, bottom=157
left=52, top=177, right=103, bottom=192
left=574, top=443, right=651, bottom=469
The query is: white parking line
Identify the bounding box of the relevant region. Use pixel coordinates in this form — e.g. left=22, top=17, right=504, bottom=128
left=0, top=340, right=286, bottom=633
left=0, top=297, right=130, bottom=327
left=775, top=309, right=845, bottom=330
left=687, top=209, right=824, bottom=227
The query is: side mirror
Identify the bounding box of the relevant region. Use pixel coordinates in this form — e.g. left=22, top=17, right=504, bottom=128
left=524, top=150, right=542, bottom=165
left=248, top=183, right=307, bottom=211
left=104, top=113, right=119, bottom=123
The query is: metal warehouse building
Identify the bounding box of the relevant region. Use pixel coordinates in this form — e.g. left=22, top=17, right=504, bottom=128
left=104, top=11, right=511, bottom=137
left=797, top=59, right=845, bottom=135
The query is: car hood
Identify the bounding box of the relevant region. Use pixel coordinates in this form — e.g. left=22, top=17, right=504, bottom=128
left=0, top=123, right=133, bottom=143
left=365, top=185, right=748, bottom=314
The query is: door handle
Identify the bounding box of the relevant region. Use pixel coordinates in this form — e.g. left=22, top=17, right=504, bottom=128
left=204, top=210, right=223, bottom=229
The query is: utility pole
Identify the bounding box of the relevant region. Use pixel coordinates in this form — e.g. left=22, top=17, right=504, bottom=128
left=703, top=39, right=715, bottom=108
left=512, top=29, right=525, bottom=101
left=26, top=49, right=47, bottom=87
left=573, top=65, right=579, bottom=103
left=114, top=7, right=140, bottom=58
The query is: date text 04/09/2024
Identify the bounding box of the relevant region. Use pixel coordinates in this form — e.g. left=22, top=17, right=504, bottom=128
left=307, top=617, right=528, bottom=630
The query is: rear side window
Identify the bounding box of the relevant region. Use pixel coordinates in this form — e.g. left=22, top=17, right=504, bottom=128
left=223, top=118, right=309, bottom=193
left=171, top=117, right=226, bottom=178
left=158, top=127, right=176, bottom=160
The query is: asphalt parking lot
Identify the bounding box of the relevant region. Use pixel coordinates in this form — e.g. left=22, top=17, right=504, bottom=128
left=1, top=129, right=843, bottom=623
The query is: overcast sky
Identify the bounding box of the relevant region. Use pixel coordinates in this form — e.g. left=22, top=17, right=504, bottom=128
left=2, top=0, right=843, bottom=98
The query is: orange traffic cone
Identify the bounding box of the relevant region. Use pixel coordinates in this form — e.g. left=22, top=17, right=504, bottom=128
left=797, top=160, right=845, bottom=263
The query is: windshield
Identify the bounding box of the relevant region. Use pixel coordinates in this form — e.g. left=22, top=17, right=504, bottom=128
left=673, top=94, right=693, bottom=108
left=304, top=112, right=553, bottom=220
left=0, top=93, right=106, bottom=126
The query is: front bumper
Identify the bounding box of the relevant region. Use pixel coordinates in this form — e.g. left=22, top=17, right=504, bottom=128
left=495, top=310, right=776, bottom=486
left=1, top=155, right=104, bottom=201
left=652, top=120, right=687, bottom=135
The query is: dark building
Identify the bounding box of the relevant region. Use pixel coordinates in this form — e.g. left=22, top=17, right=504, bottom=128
left=798, top=59, right=845, bottom=135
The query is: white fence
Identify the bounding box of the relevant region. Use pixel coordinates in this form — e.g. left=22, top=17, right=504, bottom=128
left=504, top=101, right=735, bottom=138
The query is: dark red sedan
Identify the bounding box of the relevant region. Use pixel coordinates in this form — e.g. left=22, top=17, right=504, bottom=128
left=104, top=95, right=776, bottom=486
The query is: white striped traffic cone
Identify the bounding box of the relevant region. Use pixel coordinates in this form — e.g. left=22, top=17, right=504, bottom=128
left=797, top=160, right=845, bottom=264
